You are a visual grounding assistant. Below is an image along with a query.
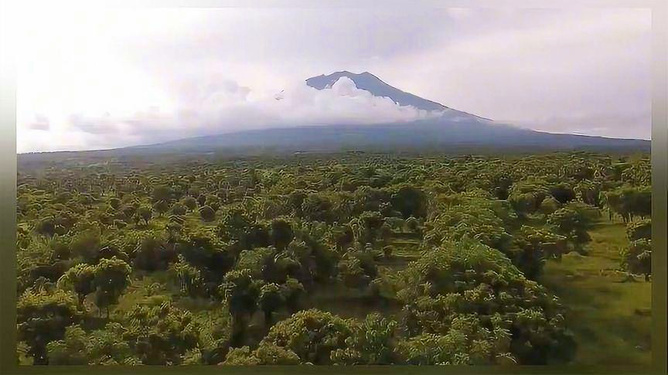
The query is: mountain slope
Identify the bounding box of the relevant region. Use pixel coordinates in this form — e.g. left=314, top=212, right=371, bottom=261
left=127, top=119, right=649, bottom=155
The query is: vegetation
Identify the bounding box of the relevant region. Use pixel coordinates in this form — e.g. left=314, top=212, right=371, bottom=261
left=541, top=221, right=651, bottom=365
left=16, top=151, right=651, bottom=365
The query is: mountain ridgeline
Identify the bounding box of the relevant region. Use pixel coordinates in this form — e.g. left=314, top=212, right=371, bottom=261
left=305, top=71, right=450, bottom=112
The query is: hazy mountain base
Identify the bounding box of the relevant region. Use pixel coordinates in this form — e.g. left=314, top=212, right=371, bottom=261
left=124, top=120, right=650, bottom=155
left=18, top=125, right=650, bottom=168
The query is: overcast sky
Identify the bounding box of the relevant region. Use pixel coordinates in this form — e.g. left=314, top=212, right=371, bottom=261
left=14, top=6, right=651, bottom=153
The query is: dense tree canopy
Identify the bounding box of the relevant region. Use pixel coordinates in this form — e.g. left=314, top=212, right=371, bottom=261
left=15, top=151, right=650, bottom=365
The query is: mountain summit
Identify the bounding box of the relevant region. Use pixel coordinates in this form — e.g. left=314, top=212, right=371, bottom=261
left=306, top=71, right=448, bottom=112
left=306, top=71, right=491, bottom=122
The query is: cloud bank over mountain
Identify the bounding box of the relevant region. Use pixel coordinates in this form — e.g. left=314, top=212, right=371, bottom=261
left=20, top=76, right=443, bottom=152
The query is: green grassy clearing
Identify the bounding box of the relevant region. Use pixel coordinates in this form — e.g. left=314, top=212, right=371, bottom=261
left=378, top=234, right=422, bottom=270
left=305, top=282, right=402, bottom=319
left=541, top=219, right=652, bottom=366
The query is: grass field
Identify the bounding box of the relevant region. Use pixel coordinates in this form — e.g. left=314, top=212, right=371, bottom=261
left=541, top=219, right=652, bottom=366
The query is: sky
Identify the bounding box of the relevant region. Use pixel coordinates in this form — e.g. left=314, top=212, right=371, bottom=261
left=12, top=5, right=652, bottom=153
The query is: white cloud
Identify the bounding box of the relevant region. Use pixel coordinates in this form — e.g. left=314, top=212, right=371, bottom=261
left=23, top=114, right=50, bottom=131
left=445, top=8, right=474, bottom=20
left=19, top=77, right=441, bottom=152
left=387, top=8, right=651, bottom=140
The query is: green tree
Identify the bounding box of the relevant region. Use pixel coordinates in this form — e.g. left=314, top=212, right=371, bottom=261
left=605, top=187, right=651, bottom=223
left=627, top=219, right=651, bottom=241
left=121, top=296, right=200, bottom=365
left=171, top=202, right=187, bottom=216
left=390, top=185, right=427, bottom=218
left=405, top=216, right=420, bottom=234
left=151, top=185, right=173, bottom=203
left=330, top=313, right=398, bottom=365
left=258, top=283, right=285, bottom=327
left=508, top=179, right=548, bottom=217
left=199, top=205, right=216, bottom=222
left=45, top=325, right=88, bottom=364
left=35, top=217, right=58, bottom=237
left=539, top=196, right=560, bottom=216
left=287, top=189, right=307, bottom=217
left=92, top=257, right=132, bottom=317
left=221, top=346, right=260, bottom=365
left=337, top=248, right=377, bottom=290
left=68, top=223, right=102, bottom=262
left=206, top=195, right=221, bottom=211
left=395, top=316, right=515, bottom=365
left=510, top=226, right=567, bottom=279
left=549, top=183, right=576, bottom=204
left=254, top=343, right=300, bottom=364
left=621, top=239, right=652, bottom=281
left=219, top=269, right=263, bottom=347
left=182, top=196, right=198, bottom=210
left=270, top=218, right=294, bottom=251
left=17, top=288, right=84, bottom=364
left=301, top=193, right=334, bottom=223
left=396, top=239, right=576, bottom=365
left=355, top=211, right=384, bottom=245
left=259, top=309, right=353, bottom=364
left=169, top=255, right=205, bottom=298
left=136, top=205, right=153, bottom=226
left=85, top=323, right=139, bottom=364
left=109, top=197, right=121, bottom=210
left=56, top=263, right=96, bottom=304
left=133, top=233, right=175, bottom=271
left=153, top=200, right=170, bottom=217
left=281, top=278, right=305, bottom=313
left=547, top=203, right=597, bottom=250
left=46, top=323, right=140, bottom=365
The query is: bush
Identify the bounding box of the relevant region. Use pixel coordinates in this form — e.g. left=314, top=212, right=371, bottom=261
left=627, top=219, right=651, bottom=241
left=171, top=202, right=188, bottom=216
left=259, top=309, right=353, bottom=364
left=199, top=205, right=216, bottom=222
left=621, top=239, right=651, bottom=281
left=182, top=196, right=198, bottom=210
left=17, top=288, right=85, bottom=364
left=396, top=239, right=576, bottom=365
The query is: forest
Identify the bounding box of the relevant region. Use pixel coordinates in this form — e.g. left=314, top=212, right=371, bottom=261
left=15, top=151, right=652, bottom=366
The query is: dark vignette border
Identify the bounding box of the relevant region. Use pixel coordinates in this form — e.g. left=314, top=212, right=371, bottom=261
left=0, top=1, right=665, bottom=375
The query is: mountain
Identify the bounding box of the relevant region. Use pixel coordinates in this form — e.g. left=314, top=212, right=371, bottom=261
left=306, top=71, right=449, bottom=112
left=306, top=71, right=493, bottom=123
left=125, top=119, right=649, bottom=156
left=60, top=71, right=650, bottom=157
